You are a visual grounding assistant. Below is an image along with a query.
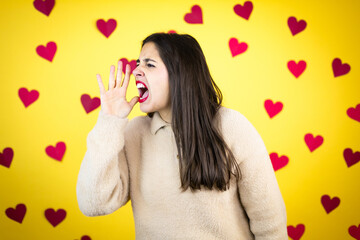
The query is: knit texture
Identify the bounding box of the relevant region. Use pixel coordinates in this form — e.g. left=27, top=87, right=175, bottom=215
left=76, top=106, right=287, bottom=239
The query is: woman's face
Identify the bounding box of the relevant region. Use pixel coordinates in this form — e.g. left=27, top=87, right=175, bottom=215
left=133, top=42, right=171, bottom=120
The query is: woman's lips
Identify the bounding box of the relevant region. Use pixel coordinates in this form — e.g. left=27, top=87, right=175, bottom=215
left=136, top=80, right=149, bottom=103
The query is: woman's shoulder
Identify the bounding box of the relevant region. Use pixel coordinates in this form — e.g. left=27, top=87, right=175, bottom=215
left=217, top=106, right=263, bottom=145
left=122, top=115, right=150, bottom=145
left=126, top=115, right=151, bottom=132
left=217, top=106, right=249, bottom=125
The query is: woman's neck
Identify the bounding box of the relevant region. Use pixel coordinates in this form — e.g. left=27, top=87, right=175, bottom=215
left=159, top=109, right=172, bottom=123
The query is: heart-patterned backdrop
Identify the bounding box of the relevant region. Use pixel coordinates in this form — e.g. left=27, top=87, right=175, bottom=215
left=1, top=0, right=359, bottom=239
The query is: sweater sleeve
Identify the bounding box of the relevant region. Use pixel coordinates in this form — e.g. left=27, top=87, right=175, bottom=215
left=76, top=109, right=130, bottom=217
left=223, top=109, right=288, bottom=239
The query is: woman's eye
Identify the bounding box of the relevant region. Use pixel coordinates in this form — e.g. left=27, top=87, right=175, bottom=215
left=135, top=63, right=154, bottom=68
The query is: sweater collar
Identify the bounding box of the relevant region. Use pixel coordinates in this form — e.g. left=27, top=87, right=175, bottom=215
left=150, top=112, right=171, bottom=135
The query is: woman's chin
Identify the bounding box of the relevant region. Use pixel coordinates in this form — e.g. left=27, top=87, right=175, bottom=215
left=139, top=104, right=151, bottom=114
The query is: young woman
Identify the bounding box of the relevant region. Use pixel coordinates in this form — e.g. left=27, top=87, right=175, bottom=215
left=76, top=33, right=287, bottom=239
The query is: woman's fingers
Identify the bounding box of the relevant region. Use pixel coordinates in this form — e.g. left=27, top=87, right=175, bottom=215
left=96, top=74, right=105, bottom=96
left=108, top=65, right=115, bottom=90
left=101, top=61, right=133, bottom=98
left=115, top=60, right=123, bottom=88
left=121, top=64, right=131, bottom=90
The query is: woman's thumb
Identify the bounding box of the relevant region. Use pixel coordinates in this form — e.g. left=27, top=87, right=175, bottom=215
left=129, top=96, right=139, bottom=109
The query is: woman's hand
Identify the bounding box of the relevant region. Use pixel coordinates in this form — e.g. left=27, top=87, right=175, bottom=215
left=96, top=60, right=139, bottom=119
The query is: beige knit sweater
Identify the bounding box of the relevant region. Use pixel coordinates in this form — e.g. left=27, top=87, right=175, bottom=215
left=76, top=106, right=287, bottom=240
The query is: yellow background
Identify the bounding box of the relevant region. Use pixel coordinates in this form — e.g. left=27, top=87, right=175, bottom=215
left=1, top=0, right=359, bottom=239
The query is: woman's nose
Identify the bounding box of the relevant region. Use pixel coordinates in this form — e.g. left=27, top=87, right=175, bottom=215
left=133, top=66, right=144, bottom=78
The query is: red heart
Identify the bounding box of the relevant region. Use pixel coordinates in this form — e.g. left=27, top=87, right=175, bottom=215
left=46, top=142, right=66, bottom=161
left=264, top=99, right=283, bottom=118
left=18, top=88, right=39, bottom=108
left=5, top=204, right=26, bottom=223
left=33, top=0, right=55, bottom=16
left=233, top=1, right=253, bottom=20
left=321, top=195, right=340, bottom=214
left=287, top=224, right=305, bottom=240
left=119, top=58, right=137, bottom=74
left=347, top=104, right=360, bottom=122
left=269, top=153, right=289, bottom=171
left=343, top=148, right=360, bottom=168
left=184, top=5, right=203, bottom=24
left=45, top=208, right=66, bottom=227
left=81, top=236, right=92, bottom=240
left=349, top=225, right=360, bottom=240
left=288, top=60, right=306, bottom=78
left=229, top=38, right=248, bottom=57
left=81, top=94, right=100, bottom=114
left=304, top=133, right=323, bottom=152
left=332, top=58, right=351, bottom=77
left=96, top=19, right=117, bottom=38
left=0, top=147, right=14, bottom=168
left=288, top=17, right=307, bottom=36
left=168, top=30, right=177, bottom=33
left=36, top=41, right=57, bottom=62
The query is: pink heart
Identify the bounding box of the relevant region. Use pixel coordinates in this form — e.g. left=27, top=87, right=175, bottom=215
left=233, top=1, right=253, bottom=20
left=96, top=19, right=117, bottom=38
left=304, top=133, right=323, bottom=152
left=288, top=60, right=306, bottom=78
left=45, top=208, right=66, bottom=227
left=287, top=224, right=305, bottom=240
left=46, top=142, right=66, bottom=161
left=349, top=225, right=360, bottom=240
left=288, top=17, right=307, bottom=36
left=168, top=30, right=177, bottom=33
left=229, top=38, right=248, bottom=57
left=264, top=99, right=283, bottom=118
left=343, top=148, right=360, bottom=168
left=332, top=58, right=351, bottom=77
left=18, top=88, right=39, bottom=108
left=36, top=41, right=57, bottom=62
left=0, top=147, right=14, bottom=168
left=321, top=195, right=340, bottom=214
left=5, top=204, right=26, bottom=223
left=81, top=94, right=100, bottom=114
left=184, top=5, right=203, bottom=24
left=269, top=153, right=289, bottom=171
left=119, top=58, right=137, bottom=74
left=347, top=104, right=360, bottom=122
left=33, top=0, right=55, bottom=16
left=81, top=236, right=92, bottom=240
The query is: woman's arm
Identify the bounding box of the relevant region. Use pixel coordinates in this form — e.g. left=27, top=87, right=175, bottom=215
left=76, top=110, right=130, bottom=216
left=237, top=143, right=287, bottom=239
left=222, top=108, right=288, bottom=239
left=76, top=60, right=138, bottom=216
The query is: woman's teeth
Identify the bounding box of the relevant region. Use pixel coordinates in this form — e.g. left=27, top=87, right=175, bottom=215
left=136, top=83, right=146, bottom=89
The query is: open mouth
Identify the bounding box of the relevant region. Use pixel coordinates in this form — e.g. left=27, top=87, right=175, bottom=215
left=136, top=81, right=149, bottom=103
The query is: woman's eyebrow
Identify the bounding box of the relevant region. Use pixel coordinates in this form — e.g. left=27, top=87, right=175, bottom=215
left=136, top=58, right=157, bottom=64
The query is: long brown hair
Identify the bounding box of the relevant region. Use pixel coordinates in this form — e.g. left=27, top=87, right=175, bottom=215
left=142, top=33, right=240, bottom=192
